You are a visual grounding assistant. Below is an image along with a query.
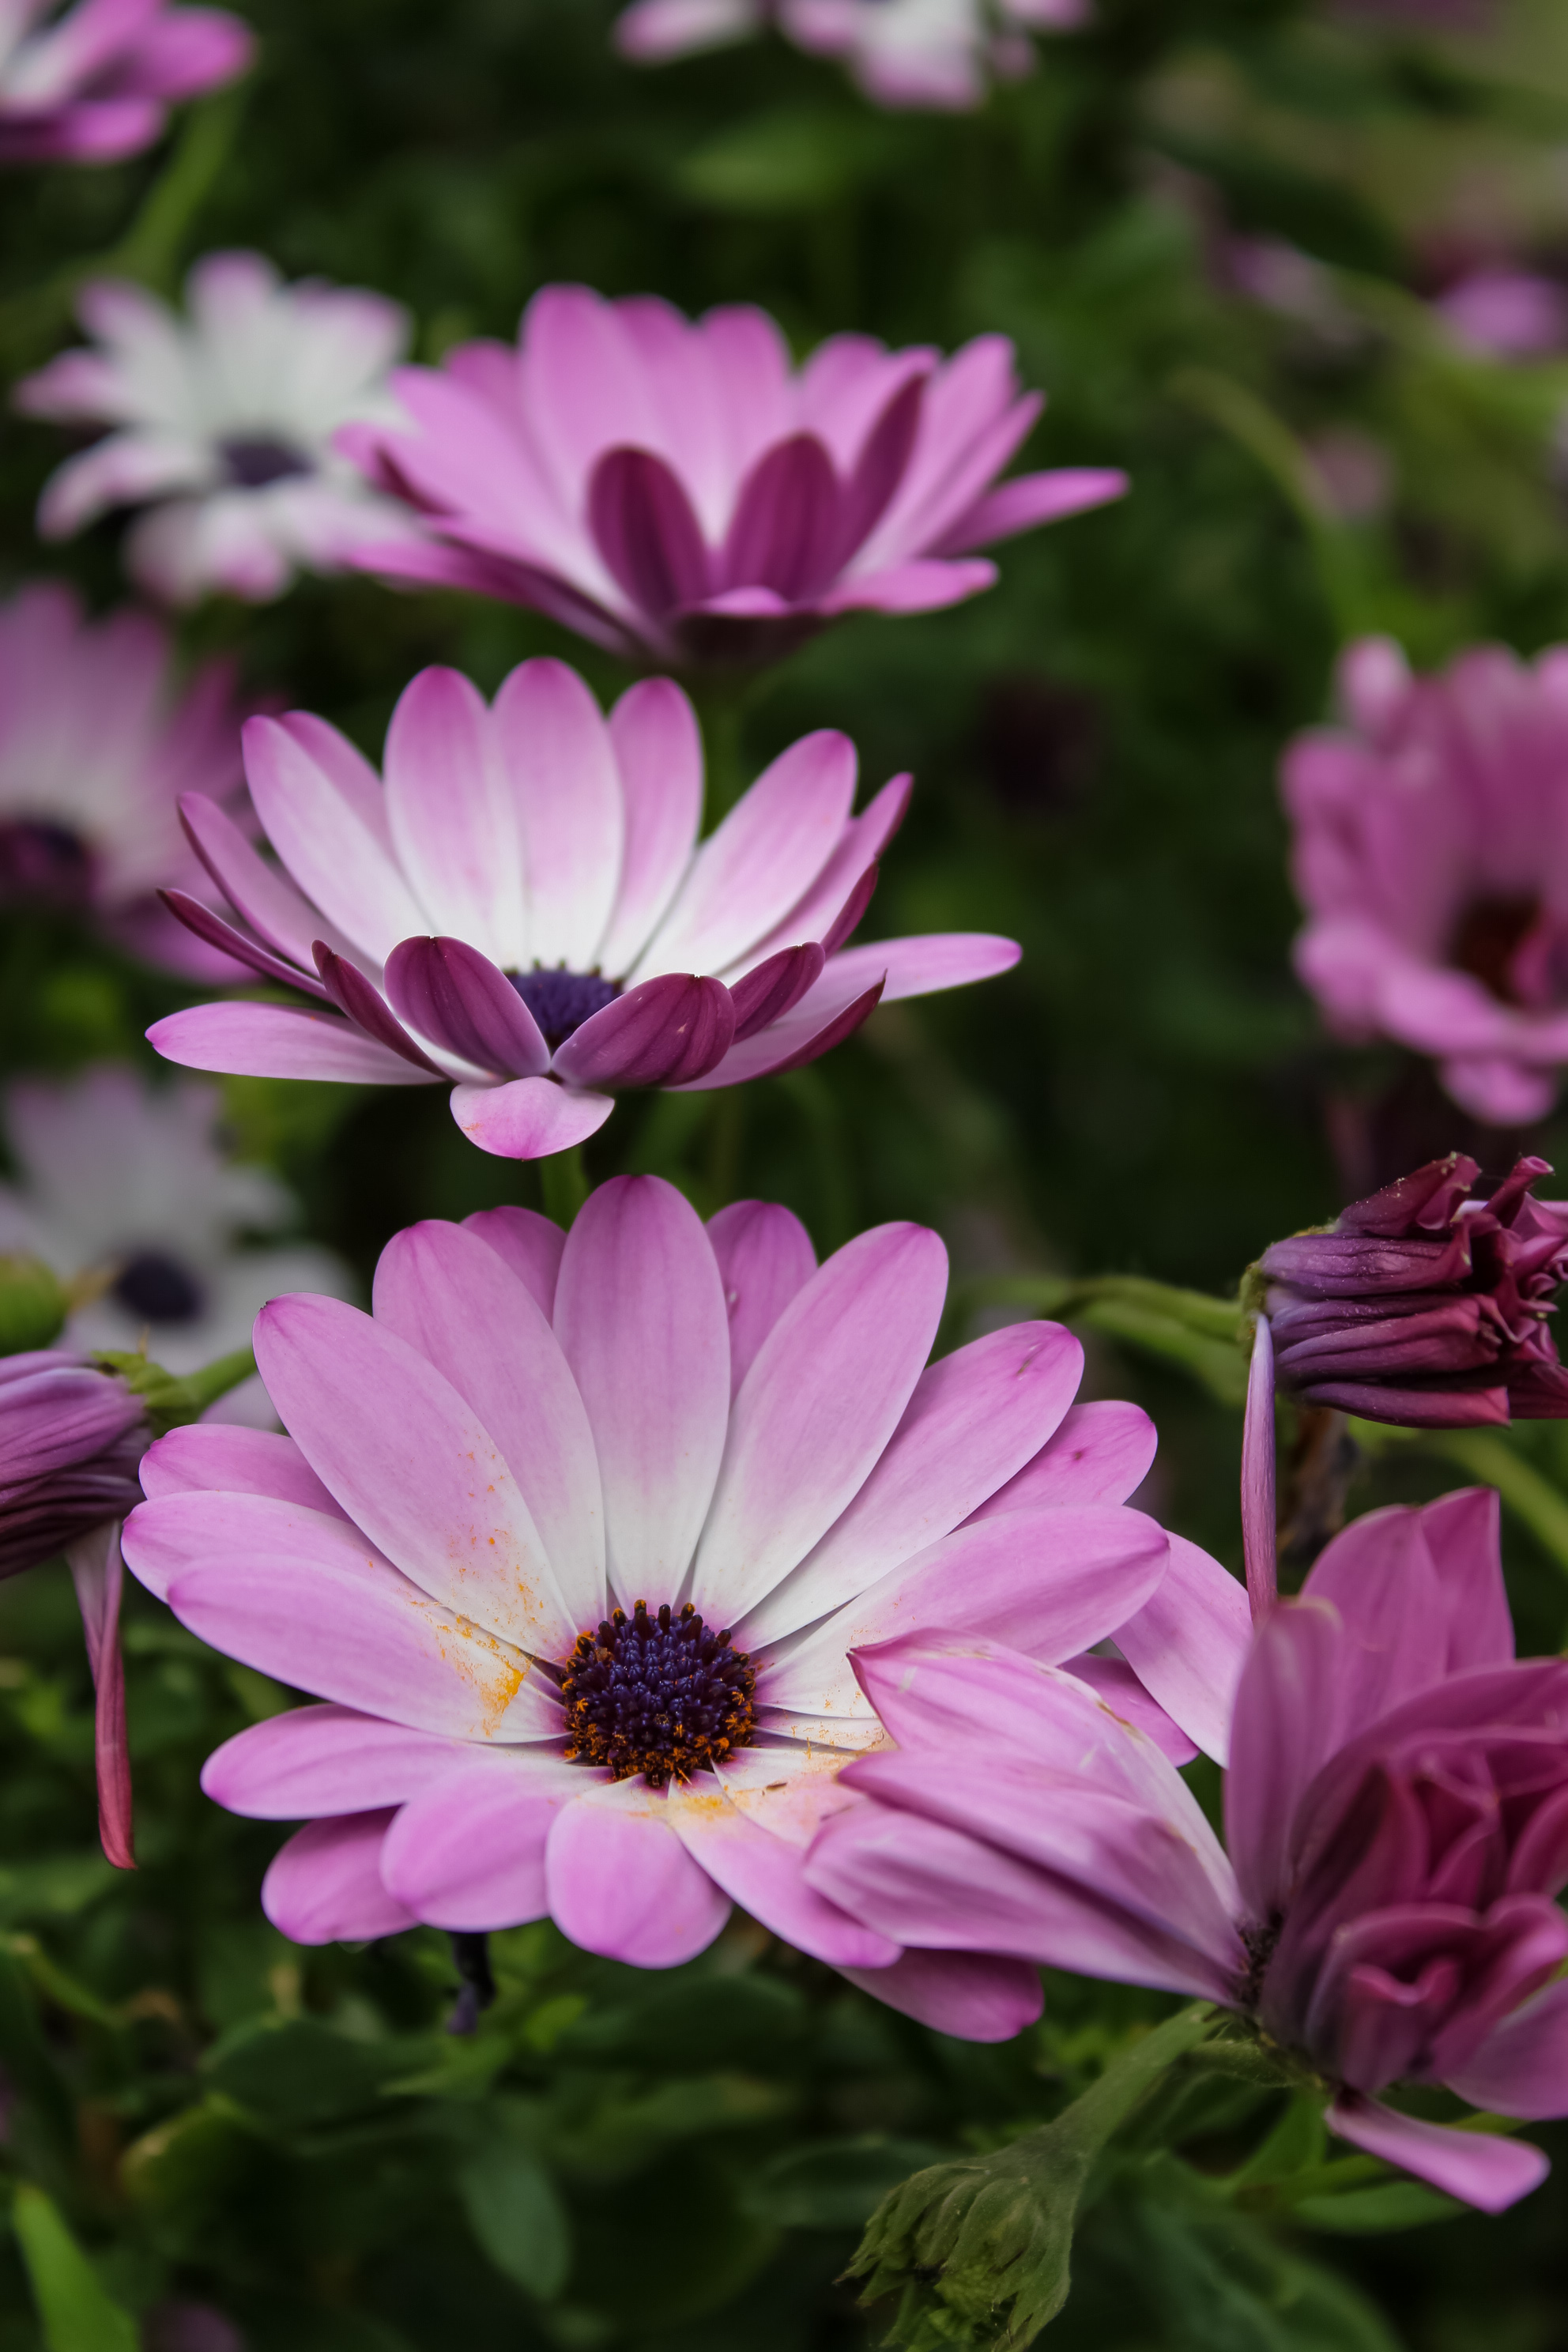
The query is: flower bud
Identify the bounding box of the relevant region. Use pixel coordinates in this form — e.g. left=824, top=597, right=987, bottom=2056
left=0, top=1350, right=149, bottom=1578
left=0, top=1254, right=68, bottom=1356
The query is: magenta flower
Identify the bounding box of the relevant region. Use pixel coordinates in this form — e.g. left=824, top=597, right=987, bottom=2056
left=0, top=0, right=251, bottom=166
left=338, top=284, right=1127, bottom=667
left=1283, top=635, right=1568, bottom=1124
left=122, top=1177, right=1246, bottom=2034
left=146, top=658, right=1020, bottom=1160
left=1257, top=1152, right=1568, bottom=1428
left=808, top=1489, right=1568, bottom=2213
left=0, top=580, right=251, bottom=979
left=1434, top=267, right=1568, bottom=360
left=0, top=1350, right=150, bottom=1868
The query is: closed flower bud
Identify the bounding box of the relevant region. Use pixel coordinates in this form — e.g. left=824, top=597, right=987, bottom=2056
left=0, top=1349, right=149, bottom=1578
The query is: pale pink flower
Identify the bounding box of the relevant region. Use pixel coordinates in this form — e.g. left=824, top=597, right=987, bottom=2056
left=616, top=0, right=1089, bottom=111
left=122, top=1177, right=1246, bottom=2033
left=0, top=0, right=251, bottom=165
left=1434, top=266, right=1568, bottom=360
left=0, top=579, right=249, bottom=978
left=809, top=1489, right=1568, bottom=2213
left=17, top=253, right=423, bottom=604
left=340, top=283, right=1126, bottom=667
left=147, top=657, right=1020, bottom=1162
left=1283, top=635, right=1568, bottom=1124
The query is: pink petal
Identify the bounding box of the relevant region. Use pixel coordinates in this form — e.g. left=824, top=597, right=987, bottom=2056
left=159, top=888, right=331, bottom=1001
left=179, top=791, right=352, bottom=973
left=598, top=678, right=704, bottom=977
left=1111, top=1534, right=1252, bottom=1767
left=814, top=931, right=1021, bottom=1004
left=202, top=1705, right=477, bottom=1818
left=149, top=1002, right=438, bottom=1087
left=587, top=447, right=711, bottom=623
left=633, top=729, right=858, bottom=982
left=124, top=1491, right=361, bottom=1604
left=449, top=1074, right=615, bottom=1159
left=1061, top=1657, right=1199, bottom=1765
left=721, top=773, right=911, bottom=982
left=65, top=1521, right=133, bottom=1871
left=1411, top=1487, right=1513, bottom=1673
left=553, top=1176, right=731, bottom=1612
left=242, top=714, right=424, bottom=966
left=1242, top=1315, right=1277, bottom=1620
left=313, top=946, right=450, bottom=1076
left=819, top=556, right=997, bottom=615
left=741, top=1320, right=1084, bottom=1649
left=254, top=1292, right=576, bottom=1656
left=383, top=937, right=549, bottom=1079
left=666, top=1785, right=899, bottom=1966
left=135, top=1426, right=345, bottom=1515
left=706, top=1199, right=818, bottom=1400
left=722, top=433, right=843, bottom=600
left=675, top=965, right=885, bottom=1091
left=1326, top=2094, right=1547, bottom=2213
left=1223, top=1598, right=1346, bottom=1920
left=729, top=944, right=826, bottom=1040
left=262, top=1813, right=415, bottom=1945
left=383, top=666, right=525, bottom=967
left=1299, top=1504, right=1449, bottom=1735
left=838, top=374, right=929, bottom=560
left=545, top=1781, right=732, bottom=1965
left=838, top=1948, right=1043, bottom=2041
left=1445, top=1979, right=1568, bottom=2117
left=935, top=467, right=1129, bottom=556
left=462, top=1206, right=564, bottom=1319
left=552, top=972, right=735, bottom=1090
left=371, top=1219, right=606, bottom=1628
left=380, top=1754, right=587, bottom=1930
left=691, top=1222, right=948, bottom=1627
left=494, top=658, right=624, bottom=971
left=967, top=1398, right=1158, bottom=1517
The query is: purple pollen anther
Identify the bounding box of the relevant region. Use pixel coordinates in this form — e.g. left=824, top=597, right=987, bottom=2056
left=559, top=1599, right=756, bottom=1788
left=217, top=435, right=315, bottom=490
left=508, top=966, right=620, bottom=1050
left=111, top=1249, right=206, bottom=1326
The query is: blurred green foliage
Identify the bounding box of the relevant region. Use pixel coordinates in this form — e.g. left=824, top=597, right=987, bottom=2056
left=4, top=0, right=1568, bottom=2343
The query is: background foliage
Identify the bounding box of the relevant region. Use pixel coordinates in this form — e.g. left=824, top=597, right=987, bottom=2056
left=3, top=0, right=1568, bottom=2343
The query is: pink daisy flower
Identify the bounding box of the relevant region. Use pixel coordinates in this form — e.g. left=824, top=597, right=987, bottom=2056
left=147, top=657, right=1020, bottom=1161
left=339, top=283, right=1126, bottom=668
left=809, top=1489, right=1568, bottom=2211
left=122, top=1177, right=1245, bottom=2035
left=0, top=0, right=251, bottom=167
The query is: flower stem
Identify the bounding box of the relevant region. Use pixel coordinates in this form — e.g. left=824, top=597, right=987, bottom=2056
left=540, top=1145, right=590, bottom=1229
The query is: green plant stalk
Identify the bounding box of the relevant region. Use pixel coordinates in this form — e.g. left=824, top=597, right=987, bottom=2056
left=94, top=1344, right=256, bottom=1436
left=540, top=1145, right=590, bottom=1228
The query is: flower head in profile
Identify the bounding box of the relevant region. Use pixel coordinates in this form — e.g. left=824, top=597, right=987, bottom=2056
left=123, top=1176, right=1242, bottom=2032
left=0, top=580, right=250, bottom=976
left=16, top=253, right=421, bottom=604
left=1283, top=636, right=1568, bottom=1125
left=1256, top=1152, right=1568, bottom=1427
left=616, top=0, right=1089, bottom=111
left=0, top=1064, right=352, bottom=1427
left=148, top=658, right=1020, bottom=1161
left=0, top=0, right=251, bottom=165
left=809, top=1490, right=1568, bottom=2213
left=340, top=283, right=1126, bottom=668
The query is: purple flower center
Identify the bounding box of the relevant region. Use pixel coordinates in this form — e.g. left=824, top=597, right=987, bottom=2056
left=508, top=967, right=619, bottom=1050
left=559, top=1600, right=757, bottom=1788
left=0, top=820, right=93, bottom=905
left=216, top=435, right=315, bottom=491
left=111, top=1250, right=206, bottom=1326
left=1451, top=894, right=1568, bottom=1009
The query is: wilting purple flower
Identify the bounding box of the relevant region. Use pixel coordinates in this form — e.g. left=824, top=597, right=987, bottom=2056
left=147, top=658, right=1020, bottom=1161
left=16, top=254, right=421, bottom=604
left=339, top=283, right=1126, bottom=668
left=1283, top=635, right=1568, bottom=1125
left=0, top=0, right=251, bottom=166
left=122, top=1177, right=1246, bottom=2034
left=809, top=1489, right=1568, bottom=2213
left=0, top=580, right=250, bottom=978
left=0, top=1351, right=151, bottom=1868
left=1256, top=1153, right=1568, bottom=1429
left=616, top=0, right=1089, bottom=111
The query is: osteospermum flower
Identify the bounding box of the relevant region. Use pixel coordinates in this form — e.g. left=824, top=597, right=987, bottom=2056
left=0, top=0, right=251, bottom=165
left=339, top=283, right=1126, bottom=667
left=616, top=0, right=1089, bottom=111
left=809, top=1490, right=1568, bottom=2211
left=0, top=1065, right=353, bottom=1427
left=0, top=579, right=248, bottom=977
left=147, top=658, right=1020, bottom=1160
left=1283, top=635, right=1568, bottom=1125
left=16, top=253, right=422, bottom=605
left=122, top=1177, right=1246, bottom=2031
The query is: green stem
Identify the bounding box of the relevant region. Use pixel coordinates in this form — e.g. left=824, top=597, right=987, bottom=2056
left=177, top=1347, right=258, bottom=1418
left=541, top=1146, right=590, bottom=1229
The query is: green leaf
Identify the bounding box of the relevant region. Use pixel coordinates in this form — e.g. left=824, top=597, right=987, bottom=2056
left=1290, top=2182, right=1461, bottom=2233
left=9, top=2184, right=138, bottom=2352
left=458, top=2141, right=572, bottom=2300
left=556, top=1971, right=807, bottom=2073
left=741, top=2136, right=951, bottom=2230
left=677, top=108, right=895, bottom=213
left=204, top=2015, right=398, bottom=2133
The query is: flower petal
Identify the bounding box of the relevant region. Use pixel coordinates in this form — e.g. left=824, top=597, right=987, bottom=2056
left=1111, top=1535, right=1252, bottom=1767
left=150, top=1002, right=439, bottom=1087
left=383, top=665, right=525, bottom=965
left=242, top=713, right=424, bottom=966
left=706, top=1199, right=818, bottom=1400
left=1223, top=1597, right=1346, bottom=1921
left=495, top=658, right=625, bottom=971
left=553, top=1176, right=731, bottom=1612
left=552, top=972, right=736, bottom=1090
left=597, top=677, right=704, bottom=976
left=1445, top=1978, right=1568, bottom=2118
left=838, top=1949, right=1043, bottom=2041
left=178, top=790, right=350, bottom=973
left=587, top=447, right=711, bottom=623
left=666, top=1784, right=899, bottom=1967
left=722, top=433, right=843, bottom=600
left=450, top=1075, right=615, bottom=1159
left=1326, top=2094, right=1547, bottom=2214
left=967, top=1399, right=1157, bottom=1516
left=135, top=1426, right=345, bottom=1516
left=202, top=1705, right=477, bottom=1819
left=262, top=1813, right=414, bottom=1945
left=380, top=1754, right=588, bottom=1931
left=462, top=1206, right=564, bottom=1319
left=383, top=937, right=549, bottom=1079
left=545, top=1780, right=732, bottom=1966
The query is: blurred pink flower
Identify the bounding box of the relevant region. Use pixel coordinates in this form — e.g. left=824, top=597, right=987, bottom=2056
left=339, top=283, right=1126, bottom=667
left=1283, top=635, right=1568, bottom=1124
left=0, top=579, right=250, bottom=978
left=123, top=1177, right=1244, bottom=2031
left=0, top=0, right=251, bottom=165
left=148, top=658, right=1020, bottom=1161
left=616, top=0, right=1089, bottom=111
left=1434, top=266, right=1568, bottom=360
left=16, top=253, right=423, bottom=604
left=809, top=1488, right=1568, bottom=2213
